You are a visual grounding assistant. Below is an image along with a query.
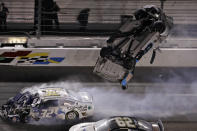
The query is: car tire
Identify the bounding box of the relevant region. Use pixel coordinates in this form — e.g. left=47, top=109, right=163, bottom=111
left=65, top=111, right=78, bottom=120
left=152, top=21, right=166, bottom=33
left=100, top=47, right=112, bottom=58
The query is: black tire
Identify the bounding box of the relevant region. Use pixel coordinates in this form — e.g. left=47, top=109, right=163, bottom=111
left=123, top=57, right=135, bottom=70
left=65, top=111, right=79, bottom=121
left=134, top=9, right=148, bottom=20
left=100, top=47, right=112, bottom=58
left=152, top=21, right=166, bottom=33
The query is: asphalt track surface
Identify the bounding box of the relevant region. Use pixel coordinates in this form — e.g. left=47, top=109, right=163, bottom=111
left=0, top=82, right=197, bottom=131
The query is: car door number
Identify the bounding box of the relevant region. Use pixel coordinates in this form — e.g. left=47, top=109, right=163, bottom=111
left=115, top=117, right=136, bottom=128
left=40, top=108, right=59, bottom=118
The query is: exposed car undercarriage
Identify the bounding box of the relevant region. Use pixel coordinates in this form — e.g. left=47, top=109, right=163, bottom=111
left=94, top=5, right=173, bottom=89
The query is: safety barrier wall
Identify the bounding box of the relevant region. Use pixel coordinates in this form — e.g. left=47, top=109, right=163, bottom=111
left=0, top=47, right=196, bottom=67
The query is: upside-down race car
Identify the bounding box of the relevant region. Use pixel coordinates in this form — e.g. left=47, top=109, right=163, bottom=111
left=93, top=5, right=173, bottom=89
left=69, top=116, right=164, bottom=131
left=0, top=86, right=94, bottom=123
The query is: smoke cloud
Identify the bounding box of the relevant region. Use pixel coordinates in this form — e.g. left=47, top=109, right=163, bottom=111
left=27, top=77, right=197, bottom=123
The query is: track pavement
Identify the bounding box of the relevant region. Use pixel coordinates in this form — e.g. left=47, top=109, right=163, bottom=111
left=0, top=82, right=197, bottom=131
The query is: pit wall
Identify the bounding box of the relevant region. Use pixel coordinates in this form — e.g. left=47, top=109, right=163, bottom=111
left=0, top=47, right=197, bottom=67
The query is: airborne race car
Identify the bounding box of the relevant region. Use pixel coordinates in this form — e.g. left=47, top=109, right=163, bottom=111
left=0, top=87, right=94, bottom=123
left=70, top=116, right=164, bottom=131
left=93, top=5, right=173, bottom=89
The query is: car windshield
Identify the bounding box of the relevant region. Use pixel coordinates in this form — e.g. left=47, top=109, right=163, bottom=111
left=94, top=119, right=110, bottom=131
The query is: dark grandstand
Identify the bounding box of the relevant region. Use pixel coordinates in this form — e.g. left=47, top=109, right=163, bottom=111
left=0, top=0, right=197, bottom=37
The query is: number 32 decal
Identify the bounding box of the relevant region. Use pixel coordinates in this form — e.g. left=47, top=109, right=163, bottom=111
left=115, top=117, right=136, bottom=128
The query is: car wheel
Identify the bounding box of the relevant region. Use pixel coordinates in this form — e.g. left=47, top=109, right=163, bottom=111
left=65, top=111, right=78, bottom=120
left=100, top=47, right=112, bottom=58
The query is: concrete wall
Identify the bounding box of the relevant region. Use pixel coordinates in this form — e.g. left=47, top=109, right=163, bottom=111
left=0, top=47, right=197, bottom=67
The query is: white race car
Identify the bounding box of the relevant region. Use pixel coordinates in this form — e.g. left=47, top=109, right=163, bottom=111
left=69, top=116, right=164, bottom=131
left=0, top=86, right=94, bottom=123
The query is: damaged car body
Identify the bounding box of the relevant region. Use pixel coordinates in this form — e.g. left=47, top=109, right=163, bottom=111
left=0, top=87, right=94, bottom=123
left=93, top=5, right=173, bottom=89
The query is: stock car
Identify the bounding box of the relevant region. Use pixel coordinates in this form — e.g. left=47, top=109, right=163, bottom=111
left=0, top=86, right=94, bottom=123
left=69, top=116, right=164, bottom=131
left=93, top=5, right=173, bottom=89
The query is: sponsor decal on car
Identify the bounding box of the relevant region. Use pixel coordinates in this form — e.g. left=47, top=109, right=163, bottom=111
left=43, top=90, right=61, bottom=97
left=67, top=105, right=88, bottom=112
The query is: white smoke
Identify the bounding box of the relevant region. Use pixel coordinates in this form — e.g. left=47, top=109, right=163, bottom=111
left=83, top=83, right=197, bottom=121
left=27, top=79, right=197, bottom=122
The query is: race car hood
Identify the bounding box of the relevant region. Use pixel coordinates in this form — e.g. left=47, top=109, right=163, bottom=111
left=69, top=122, right=95, bottom=131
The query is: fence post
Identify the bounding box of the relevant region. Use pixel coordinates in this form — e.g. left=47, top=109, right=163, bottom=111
left=160, top=0, right=166, bottom=10
left=36, top=0, right=42, bottom=39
